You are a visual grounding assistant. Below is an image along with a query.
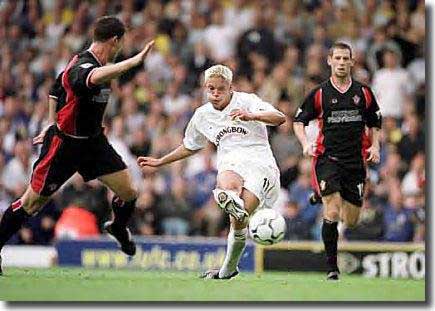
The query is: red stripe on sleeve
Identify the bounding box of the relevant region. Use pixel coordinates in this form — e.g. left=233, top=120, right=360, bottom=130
left=362, top=87, right=372, bottom=109
left=11, top=199, right=22, bottom=211
left=314, top=89, right=325, bottom=156
left=57, top=56, right=79, bottom=135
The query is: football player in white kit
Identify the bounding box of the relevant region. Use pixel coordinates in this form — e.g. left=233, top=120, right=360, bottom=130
left=137, top=64, right=286, bottom=279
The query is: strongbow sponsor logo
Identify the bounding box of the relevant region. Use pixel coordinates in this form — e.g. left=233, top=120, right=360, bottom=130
left=214, top=126, right=248, bottom=146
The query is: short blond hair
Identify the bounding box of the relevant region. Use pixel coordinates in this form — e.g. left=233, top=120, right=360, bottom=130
left=204, top=64, right=233, bottom=83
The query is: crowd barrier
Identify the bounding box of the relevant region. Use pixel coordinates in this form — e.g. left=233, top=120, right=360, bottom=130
left=257, top=241, right=425, bottom=279
left=2, top=237, right=425, bottom=279
left=56, top=237, right=256, bottom=272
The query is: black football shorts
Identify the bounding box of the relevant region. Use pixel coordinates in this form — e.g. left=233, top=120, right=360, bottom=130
left=30, top=125, right=127, bottom=196
left=312, top=155, right=366, bottom=207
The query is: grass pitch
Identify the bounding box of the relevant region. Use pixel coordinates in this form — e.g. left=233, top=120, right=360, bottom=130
left=0, top=267, right=425, bottom=302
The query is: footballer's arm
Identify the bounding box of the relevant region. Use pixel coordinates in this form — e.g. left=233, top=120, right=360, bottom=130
left=252, top=110, right=286, bottom=126
left=366, top=127, right=381, bottom=163
left=90, top=40, right=154, bottom=85
left=47, top=96, right=57, bottom=124
left=33, top=97, right=57, bottom=145
left=293, top=121, right=316, bottom=157
left=229, top=109, right=286, bottom=126
left=137, top=144, right=199, bottom=168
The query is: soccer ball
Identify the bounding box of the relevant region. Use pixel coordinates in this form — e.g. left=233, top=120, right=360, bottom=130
left=248, top=208, right=286, bottom=245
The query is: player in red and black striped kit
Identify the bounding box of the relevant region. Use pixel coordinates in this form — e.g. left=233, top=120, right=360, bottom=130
left=0, top=16, right=154, bottom=275
left=293, top=42, right=382, bottom=281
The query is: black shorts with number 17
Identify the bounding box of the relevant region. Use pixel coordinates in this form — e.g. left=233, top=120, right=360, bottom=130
left=30, top=125, right=127, bottom=196
left=312, top=155, right=366, bottom=207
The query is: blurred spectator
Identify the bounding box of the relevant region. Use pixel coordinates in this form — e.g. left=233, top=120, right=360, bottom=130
left=130, top=189, right=158, bottom=236
left=258, top=63, right=291, bottom=106
left=188, top=149, right=217, bottom=209
left=159, top=177, right=192, bottom=236
left=11, top=201, right=58, bottom=245
left=237, top=6, right=281, bottom=77
left=106, top=116, right=143, bottom=187
left=1, top=138, right=36, bottom=197
left=203, top=5, right=238, bottom=63
left=56, top=175, right=110, bottom=232
left=191, top=196, right=225, bottom=237
left=283, top=200, right=311, bottom=240
left=382, top=180, right=414, bottom=242
left=398, top=114, right=424, bottom=165
left=223, top=0, right=255, bottom=36
left=382, top=116, right=402, bottom=145
left=129, top=126, right=152, bottom=158
left=407, top=46, right=425, bottom=119
left=345, top=198, right=384, bottom=241
left=185, top=41, right=213, bottom=90
left=372, top=49, right=413, bottom=120
left=288, top=159, right=320, bottom=229
left=271, top=115, right=301, bottom=189
left=54, top=205, right=100, bottom=240
left=401, top=152, right=425, bottom=198
left=366, top=25, right=402, bottom=73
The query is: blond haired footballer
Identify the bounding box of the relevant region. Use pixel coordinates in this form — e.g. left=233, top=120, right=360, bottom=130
left=137, top=65, right=285, bottom=279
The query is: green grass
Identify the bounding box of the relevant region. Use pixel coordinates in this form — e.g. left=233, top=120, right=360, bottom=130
left=0, top=267, right=425, bottom=302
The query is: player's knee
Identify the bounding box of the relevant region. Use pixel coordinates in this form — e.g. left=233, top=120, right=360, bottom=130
left=343, top=215, right=359, bottom=228
left=324, top=210, right=340, bottom=222
left=216, top=180, right=241, bottom=193
left=21, top=196, right=45, bottom=215
left=216, top=172, right=243, bottom=194
left=116, top=187, right=138, bottom=202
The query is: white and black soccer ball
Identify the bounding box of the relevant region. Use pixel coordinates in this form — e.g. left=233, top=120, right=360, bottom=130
left=248, top=208, right=286, bottom=245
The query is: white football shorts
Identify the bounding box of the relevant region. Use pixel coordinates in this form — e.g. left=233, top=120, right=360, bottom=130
left=218, top=159, right=280, bottom=211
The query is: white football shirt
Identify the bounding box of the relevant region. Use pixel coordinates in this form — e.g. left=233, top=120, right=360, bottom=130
left=183, top=91, right=280, bottom=171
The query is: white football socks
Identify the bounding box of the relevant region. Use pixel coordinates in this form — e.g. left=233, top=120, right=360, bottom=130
left=219, top=227, right=247, bottom=278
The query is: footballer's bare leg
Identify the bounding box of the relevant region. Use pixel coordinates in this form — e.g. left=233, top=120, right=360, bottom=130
left=98, top=169, right=138, bottom=202
left=98, top=169, right=138, bottom=256
left=212, top=170, right=249, bottom=222
left=218, top=188, right=259, bottom=277
left=340, top=200, right=361, bottom=228
left=202, top=176, right=259, bottom=279
left=19, top=186, right=51, bottom=215
left=0, top=186, right=50, bottom=275
left=321, top=192, right=342, bottom=280
left=322, top=192, right=341, bottom=222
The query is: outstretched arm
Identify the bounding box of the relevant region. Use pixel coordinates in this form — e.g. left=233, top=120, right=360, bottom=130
left=229, top=109, right=286, bottom=126
left=137, top=144, right=199, bottom=168
left=90, top=40, right=154, bottom=85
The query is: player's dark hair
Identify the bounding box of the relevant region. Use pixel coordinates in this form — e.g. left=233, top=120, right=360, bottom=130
left=93, top=16, right=126, bottom=42
left=328, top=42, right=353, bottom=58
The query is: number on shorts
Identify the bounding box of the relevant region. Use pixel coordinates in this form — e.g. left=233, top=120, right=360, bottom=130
left=357, top=183, right=364, bottom=198
left=263, top=177, right=274, bottom=195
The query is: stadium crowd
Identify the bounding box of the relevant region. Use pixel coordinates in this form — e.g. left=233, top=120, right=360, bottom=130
left=0, top=0, right=425, bottom=245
